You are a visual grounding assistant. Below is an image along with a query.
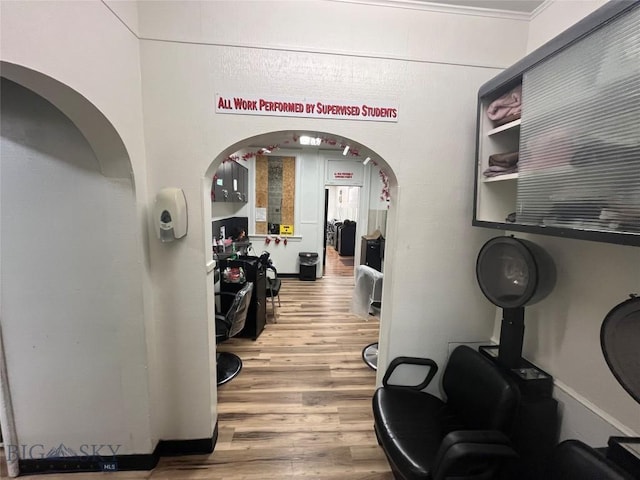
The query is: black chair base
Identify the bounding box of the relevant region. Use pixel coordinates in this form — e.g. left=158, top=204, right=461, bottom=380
left=549, top=439, right=635, bottom=480
left=362, top=342, right=378, bottom=370
left=217, top=352, right=243, bottom=386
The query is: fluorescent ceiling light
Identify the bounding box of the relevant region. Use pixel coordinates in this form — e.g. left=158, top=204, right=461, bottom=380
left=299, top=136, right=321, bottom=146
left=343, top=145, right=350, bottom=156
left=363, top=157, right=371, bottom=165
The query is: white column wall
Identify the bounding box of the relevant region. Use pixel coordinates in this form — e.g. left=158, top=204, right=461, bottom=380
left=0, top=1, right=154, bottom=453
left=1, top=80, right=145, bottom=454
left=515, top=0, right=640, bottom=443
left=138, top=0, right=529, bottom=423
left=2, top=0, right=534, bottom=451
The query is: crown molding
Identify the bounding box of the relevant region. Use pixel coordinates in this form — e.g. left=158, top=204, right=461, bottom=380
left=327, top=0, right=532, bottom=20
left=530, top=0, right=555, bottom=20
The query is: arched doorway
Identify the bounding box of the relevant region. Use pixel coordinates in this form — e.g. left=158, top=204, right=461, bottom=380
left=202, top=129, right=397, bottom=391
left=0, top=64, right=148, bottom=476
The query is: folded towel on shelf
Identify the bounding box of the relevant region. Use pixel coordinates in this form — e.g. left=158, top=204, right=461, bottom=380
left=492, top=112, right=521, bottom=127
left=489, top=151, right=519, bottom=168
left=483, top=165, right=518, bottom=177
left=487, top=85, right=522, bottom=123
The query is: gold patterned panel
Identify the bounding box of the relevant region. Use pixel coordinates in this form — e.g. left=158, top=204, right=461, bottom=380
left=255, top=155, right=269, bottom=233
left=281, top=157, right=295, bottom=226
left=255, top=155, right=296, bottom=233
left=255, top=155, right=269, bottom=208
left=255, top=221, right=268, bottom=235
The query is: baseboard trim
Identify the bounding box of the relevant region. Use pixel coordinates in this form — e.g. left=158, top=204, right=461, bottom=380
left=155, top=423, right=218, bottom=456
left=19, top=453, right=159, bottom=475
left=279, top=273, right=300, bottom=278
left=18, top=424, right=218, bottom=475
left=553, top=380, right=638, bottom=444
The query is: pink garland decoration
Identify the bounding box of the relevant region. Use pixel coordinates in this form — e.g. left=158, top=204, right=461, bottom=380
left=217, top=134, right=390, bottom=201
left=379, top=169, right=390, bottom=204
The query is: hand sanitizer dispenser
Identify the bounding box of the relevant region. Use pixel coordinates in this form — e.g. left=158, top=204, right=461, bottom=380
left=154, top=187, right=188, bottom=242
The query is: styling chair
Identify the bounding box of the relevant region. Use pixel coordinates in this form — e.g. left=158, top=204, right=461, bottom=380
left=352, top=265, right=384, bottom=370
left=373, top=345, right=521, bottom=480
left=257, top=251, right=280, bottom=322
left=265, top=263, right=281, bottom=322
left=336, top=220, right=356, bottom=256
left=546, top=439, right=635, bottom=480
left=326, top=219, right=340, bottom=247
left=216, top=281, right=253, bottom=386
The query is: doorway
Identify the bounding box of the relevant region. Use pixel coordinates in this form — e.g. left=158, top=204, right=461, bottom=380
left=206, top=132, right=393, bottom=276
left=205, top=130, right=396, bottom=408
left=324, top=185, right=361, bottom=275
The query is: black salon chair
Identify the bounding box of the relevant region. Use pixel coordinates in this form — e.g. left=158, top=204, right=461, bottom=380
left=216, top=282, right=253, bottom=386
left=337, top=220, right=356, bottom=256
left=265, top=264, right=281, bottom=322
left=373, top=345, right=520, bottom=480
left=547, top=439, right=635, bottom=480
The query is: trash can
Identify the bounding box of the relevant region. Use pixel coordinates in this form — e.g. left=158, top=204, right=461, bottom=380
left=299, top=252, right=319, bottom=281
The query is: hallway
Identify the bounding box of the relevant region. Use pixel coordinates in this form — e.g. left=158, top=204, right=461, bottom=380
left=7, top=249, right=390, bottom=479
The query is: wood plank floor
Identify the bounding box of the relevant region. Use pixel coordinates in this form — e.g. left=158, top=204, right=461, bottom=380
left=1, top=248, right=392, bottom=479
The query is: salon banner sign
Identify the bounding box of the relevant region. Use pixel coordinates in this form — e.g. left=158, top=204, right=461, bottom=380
left=215, top=93, right=398, bottom=123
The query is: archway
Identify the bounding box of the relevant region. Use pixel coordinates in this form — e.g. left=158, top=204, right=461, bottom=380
left=0, top=64, right=148, bottom=476
left=202, top=129, right=398, bottom=396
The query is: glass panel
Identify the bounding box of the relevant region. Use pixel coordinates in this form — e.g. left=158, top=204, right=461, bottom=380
left=517, top=6, right=640, bottom=236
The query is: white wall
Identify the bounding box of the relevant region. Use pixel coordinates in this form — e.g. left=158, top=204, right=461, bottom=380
left=367, top=165, right=390, bottom=237
left=1, top=79, right=151, bottom=453
left=1, top=0, right=533, bottom=457
left=327, top=186, right=340, bottom=222
left=504, top=0, right=640, bottom=444
left=327, top=186, right=360, bottom=222
left=0, top=0, right=155, bottom=454
left=138, top=0, right=529, bottom=406
left=528, top=0, right=609, bottom=52
left=2, top=0, right=636, bottom=463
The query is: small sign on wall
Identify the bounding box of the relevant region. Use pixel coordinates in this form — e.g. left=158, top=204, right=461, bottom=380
left=255, top=207, right=267, bottom=222
left=326, top=160, right=364, bottom=186
left=279, top=224, right=294, bottom=235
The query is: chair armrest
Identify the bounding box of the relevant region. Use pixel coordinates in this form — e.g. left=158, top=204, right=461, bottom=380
left=266, top=265, right=278, bottom=276
left=215, top=313, right=232, bottom=330
left=431, top=430, right=518, bottom=480
left=382, top=356, right=438, bottom=390
left=216, top=291, right=240, bottom=299
left=215, top=291, right=238, bottom=329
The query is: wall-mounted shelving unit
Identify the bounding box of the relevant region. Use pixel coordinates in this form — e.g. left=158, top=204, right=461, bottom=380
left=473, top=0, right=640, bottom=247
left=475, top=80, right=522, bottom=225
